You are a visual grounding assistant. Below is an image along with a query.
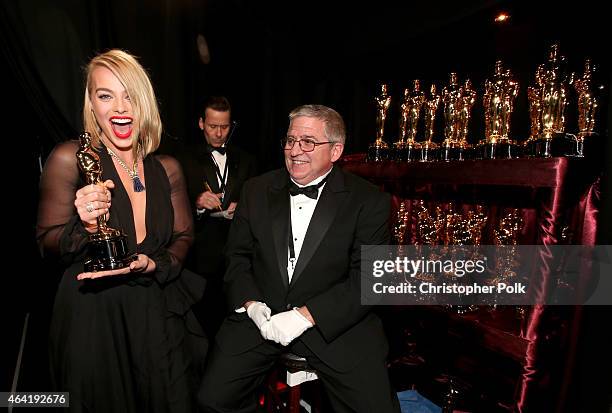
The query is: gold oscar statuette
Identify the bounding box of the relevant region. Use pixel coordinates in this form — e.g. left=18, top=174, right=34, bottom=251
left=405, top=80, right=424, bottom=159
left=443, top=203, right=478, bottom=314
left=392, top=200, right=411, bottom=270
left=367, top=83, right=392, bottom=161
left=526, top=44, right=578, bottom=157
left=478, top=60, right=520, bottom=159
left=525, top=64, right=545, bottom=152
left=392, top=88, right=410, bottom=161
left=493, top=209, right=523, bottom=283
left=572, top=58, right=600, bottom=157
left=445, top=203, right=471, bottom=246
left=500, top=70, right=519, bottom=143
left=455, top=79, right=476, bottom=159
left=413, top=201, right=440, bottom=284
left=419, top=84, right=440, bottom=161
left=393, top=200, right=410, bottom=245
left=491, top=209, right=525, bottom=313
left=441, top=73, right=465, bottom=161
left=467, top=205, right=487, bottom=246
left=415, top=201, right=439, bottom=246
left=393, top=80, right=424, bottom=161
left=77, top=132, right=137, bottom=272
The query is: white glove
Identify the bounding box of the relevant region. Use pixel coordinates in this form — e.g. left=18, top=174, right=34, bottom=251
left=261, top=309, right=313, bottom=346
left=246, top=301, right=272, bottom=331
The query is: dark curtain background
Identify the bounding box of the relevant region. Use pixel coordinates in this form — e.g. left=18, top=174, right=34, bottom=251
left=1, top=0, right=610, bottom=410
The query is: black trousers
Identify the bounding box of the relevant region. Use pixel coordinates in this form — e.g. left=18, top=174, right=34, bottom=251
left=197, top=339, right=400, bottom=413
left=192, top=275, right=226, bottom=340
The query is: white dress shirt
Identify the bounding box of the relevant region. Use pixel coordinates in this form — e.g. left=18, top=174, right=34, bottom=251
left=197, top=148, right=227, bottom=215
left=287, top=168, right=332, bottom=282
left=210, top=149, right=227, bottom=186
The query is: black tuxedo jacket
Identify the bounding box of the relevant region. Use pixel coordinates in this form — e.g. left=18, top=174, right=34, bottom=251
left=216, top=165, right=391, bottom=372
left=180, top=142, right=256, bottom=276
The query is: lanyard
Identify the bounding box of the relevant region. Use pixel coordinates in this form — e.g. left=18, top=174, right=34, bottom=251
left=288, top=212, right=297, bottom=271
left=211, top=154, right=229, bottom=202
left=287, top=177, right=328, bottom=272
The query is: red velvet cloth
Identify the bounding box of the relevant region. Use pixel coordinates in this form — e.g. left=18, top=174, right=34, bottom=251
left=340, top=154, right=601, bottom=411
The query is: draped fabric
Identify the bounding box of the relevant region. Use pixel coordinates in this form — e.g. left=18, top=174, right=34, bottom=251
left=340, top=154, right=601, bottom=412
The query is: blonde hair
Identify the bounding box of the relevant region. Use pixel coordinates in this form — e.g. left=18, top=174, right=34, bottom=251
left=82, top=49, right=161, bottom=158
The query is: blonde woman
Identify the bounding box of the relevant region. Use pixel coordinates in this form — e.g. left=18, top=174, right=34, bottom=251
left=37, top=49, right=206, bottom=412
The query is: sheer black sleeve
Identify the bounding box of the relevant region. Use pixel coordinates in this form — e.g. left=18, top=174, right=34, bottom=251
left=151, top=155, right=194, bottom=285
left=36, top=141, right=89, bottom=263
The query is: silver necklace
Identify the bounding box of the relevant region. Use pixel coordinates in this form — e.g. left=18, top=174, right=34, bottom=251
left=106, top=147, right=146, bottom=192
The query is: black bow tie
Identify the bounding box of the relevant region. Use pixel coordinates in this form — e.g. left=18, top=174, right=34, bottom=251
left=288, top=176, right=329, bottom=200
left=206, top=145, right=226, bottom=155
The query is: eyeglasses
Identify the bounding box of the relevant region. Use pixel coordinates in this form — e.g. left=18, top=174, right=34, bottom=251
left=281, top=136, right=335, bottom=152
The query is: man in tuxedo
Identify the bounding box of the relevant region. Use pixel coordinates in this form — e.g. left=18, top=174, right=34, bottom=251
left=181, top=96, right=256, bottom=338
left=198, top=105, right=399, bottom=412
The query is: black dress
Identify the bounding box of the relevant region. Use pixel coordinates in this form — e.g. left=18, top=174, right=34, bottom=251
left=37, top=141, right=207, bottom=412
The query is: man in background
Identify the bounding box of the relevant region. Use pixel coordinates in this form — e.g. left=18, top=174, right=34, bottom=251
left=181, top=96, right=257, bottom=338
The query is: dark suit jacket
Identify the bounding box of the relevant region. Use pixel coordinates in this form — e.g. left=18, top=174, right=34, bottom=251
left=216, top=165, right=391, bottom=372
left=180, top=142, right=257, bottom=277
